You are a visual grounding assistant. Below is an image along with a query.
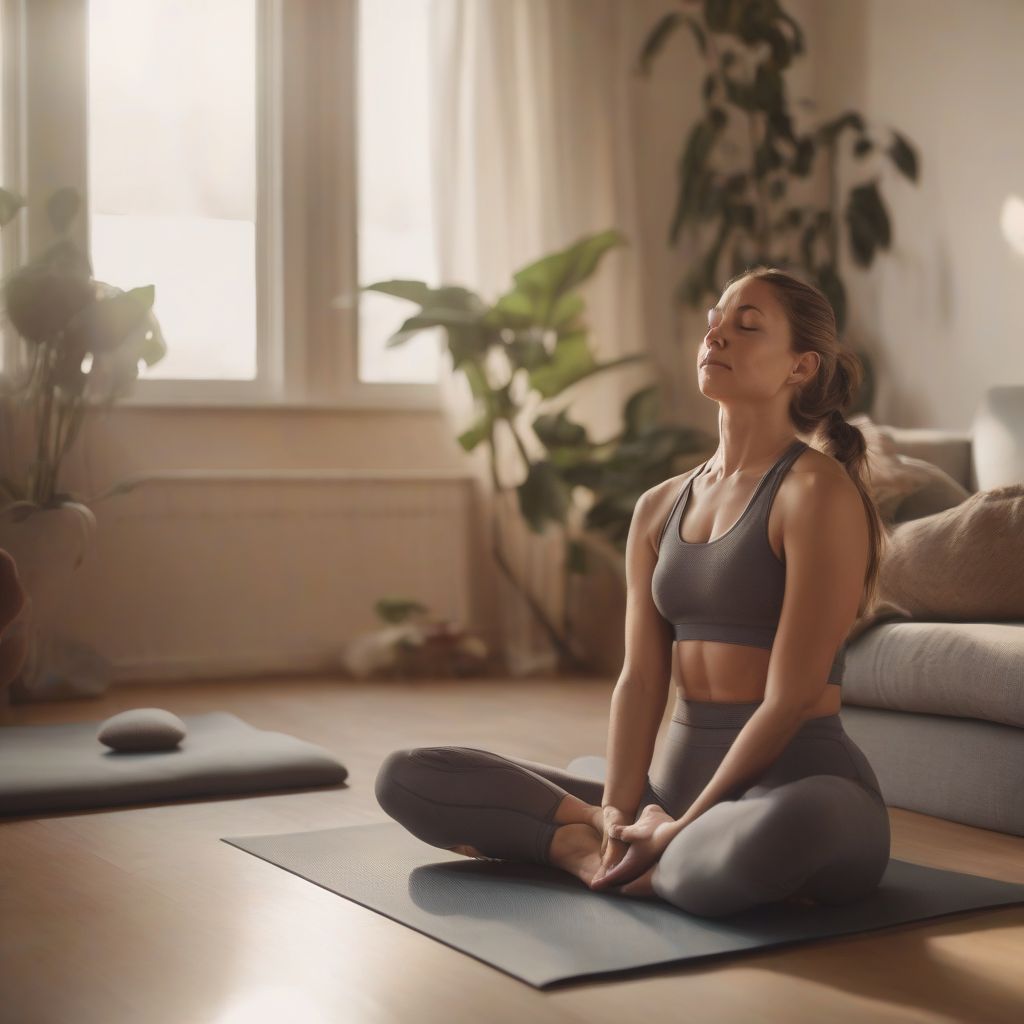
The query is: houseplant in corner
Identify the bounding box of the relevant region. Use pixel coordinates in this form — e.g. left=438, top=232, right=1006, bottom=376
left=0, top=185, right=166, bottom=703
left=638, top=0, right=923, bottom=412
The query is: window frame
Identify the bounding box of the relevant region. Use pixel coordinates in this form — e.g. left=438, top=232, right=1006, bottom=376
left=1, top=0, right=442, bottom=412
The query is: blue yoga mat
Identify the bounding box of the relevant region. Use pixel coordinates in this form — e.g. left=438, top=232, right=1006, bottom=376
left=222, top=820, right=1024, bottom=989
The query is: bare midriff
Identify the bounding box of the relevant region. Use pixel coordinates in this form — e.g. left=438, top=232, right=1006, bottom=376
left=673, top=640, right=842, bottom=719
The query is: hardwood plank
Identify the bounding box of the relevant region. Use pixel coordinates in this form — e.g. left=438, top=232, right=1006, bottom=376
left=1, top=676, right=1022, bottom=1024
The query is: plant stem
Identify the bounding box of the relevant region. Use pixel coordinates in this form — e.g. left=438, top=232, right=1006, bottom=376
left=746, top=110, right=770, bottom=256
left=485, top=439, right=585, bottom=674
left=827, top=140, right=839, bottom=263
left=33, top=343, right=56, bottom=504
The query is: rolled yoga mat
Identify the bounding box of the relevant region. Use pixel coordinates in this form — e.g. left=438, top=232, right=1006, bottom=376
left=222, top=819, right=1024, bottom=989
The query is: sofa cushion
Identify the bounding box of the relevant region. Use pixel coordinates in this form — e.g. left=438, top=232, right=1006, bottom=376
left=843, top=620, right=1024, bottom=728
left=890, top=455, right=971, bottom=523
left=882, top=427, right=973, bottom=491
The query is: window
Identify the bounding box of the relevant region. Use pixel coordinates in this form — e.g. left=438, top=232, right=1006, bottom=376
left=357, top=0, right=441, bottom=385
left=88, top=0, right=258, bottom=382
left=5, top=0, right=440, bottom=409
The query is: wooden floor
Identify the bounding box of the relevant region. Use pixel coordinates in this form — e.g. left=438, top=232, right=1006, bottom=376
left=2, top=675, right=1023, bottom=1024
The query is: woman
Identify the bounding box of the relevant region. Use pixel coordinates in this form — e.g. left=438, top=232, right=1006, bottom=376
left=375, top=266, right=891, bottom=918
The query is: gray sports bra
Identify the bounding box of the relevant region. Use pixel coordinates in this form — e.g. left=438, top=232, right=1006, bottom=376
left=651, top=438, right=846, bottom=685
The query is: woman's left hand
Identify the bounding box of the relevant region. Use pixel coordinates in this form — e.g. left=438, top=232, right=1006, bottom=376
left=589, top=803, right=678, bottom=892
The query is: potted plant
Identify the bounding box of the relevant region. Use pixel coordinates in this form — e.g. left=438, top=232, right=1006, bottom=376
left=0, top=185, right=166, bottom=703
left=360, top=230, right=713, bottom=673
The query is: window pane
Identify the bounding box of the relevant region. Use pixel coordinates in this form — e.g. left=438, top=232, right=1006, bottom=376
left=87, top=0, right=256, bottom=381
left=357, top=0, right=440, bottom=384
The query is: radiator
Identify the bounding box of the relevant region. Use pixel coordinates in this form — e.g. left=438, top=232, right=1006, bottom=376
left=59, top=470, right=485, bottom=682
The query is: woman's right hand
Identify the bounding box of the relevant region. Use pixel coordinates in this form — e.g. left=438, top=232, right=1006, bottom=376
left=593, top=805, right=632, bottom=883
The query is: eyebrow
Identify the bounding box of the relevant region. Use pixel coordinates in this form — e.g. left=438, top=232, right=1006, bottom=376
left=712, top=304, right=764, bottom=315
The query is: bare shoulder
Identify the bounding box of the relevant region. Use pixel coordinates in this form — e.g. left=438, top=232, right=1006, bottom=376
left=788, top=443, right=856, bottom=489
left=782, top=443, right=866, bottom=529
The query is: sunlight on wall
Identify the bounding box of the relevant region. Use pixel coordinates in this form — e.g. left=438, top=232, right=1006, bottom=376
left=1000, top=194, right=1024, bottom=256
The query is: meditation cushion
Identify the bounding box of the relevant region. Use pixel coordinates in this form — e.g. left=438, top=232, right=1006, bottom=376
left=97, top=707, right=188, bottom=752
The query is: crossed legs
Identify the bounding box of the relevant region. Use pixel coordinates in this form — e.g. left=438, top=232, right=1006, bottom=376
left=374, top=745, right=890, bottom=918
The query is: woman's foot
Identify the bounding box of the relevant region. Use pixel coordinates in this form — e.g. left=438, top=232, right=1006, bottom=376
left=547, top=822, right=604, bottom=885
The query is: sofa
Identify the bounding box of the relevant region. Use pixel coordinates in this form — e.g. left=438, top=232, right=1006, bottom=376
left=838, top=385, right=1024, bottom=837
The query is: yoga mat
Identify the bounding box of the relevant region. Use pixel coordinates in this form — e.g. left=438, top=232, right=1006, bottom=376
left=222, top=820, right=1024, bottom=989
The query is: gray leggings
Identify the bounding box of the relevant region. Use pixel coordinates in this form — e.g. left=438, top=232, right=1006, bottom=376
left=374, top=696, right=891, bottom=918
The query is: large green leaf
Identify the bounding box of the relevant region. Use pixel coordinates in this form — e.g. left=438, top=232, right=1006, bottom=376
left=845, top=180, right=890, bottom=267
left=385, top=308, right=483, bottom=348
left=532, top=408, right=590, bottom=450
left=517, top=460, right=572, bottom=532
left=621, top=385, right=660, bottom=440
left=527, top=330, right=647, bottom=400
left=888, top=130, right=919, bottom=182
left=509, top=230, right=627, bottom=327
left=362, top=280, right=485, bottom=316
left=637, top=11, right=683, bottom=74
left=526, top=330, right=593, bottom=397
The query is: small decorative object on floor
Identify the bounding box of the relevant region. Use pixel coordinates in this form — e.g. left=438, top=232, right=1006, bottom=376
left=339, top=598, right=493, bottom=680
left=97, top=707, right=188, bottom=752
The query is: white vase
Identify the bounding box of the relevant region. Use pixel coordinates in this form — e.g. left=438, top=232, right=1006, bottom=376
left=0, top=503, right=112, bottom=704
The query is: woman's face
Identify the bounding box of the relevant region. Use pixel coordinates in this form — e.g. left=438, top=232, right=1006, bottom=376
left=698, top=278, right=811, bottom=396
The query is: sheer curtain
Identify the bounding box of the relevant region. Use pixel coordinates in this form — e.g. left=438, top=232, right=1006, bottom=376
left=427, top=0, right=656, bottom=676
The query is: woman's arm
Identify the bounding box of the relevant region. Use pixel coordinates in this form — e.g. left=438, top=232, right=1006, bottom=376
left=663, top=470, right=869, bottom=838
left=602, top=679, right=669, bottom=818
left=601, top=488, right=675, bottom=817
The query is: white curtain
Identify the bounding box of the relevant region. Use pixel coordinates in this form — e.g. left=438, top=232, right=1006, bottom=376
left=427, top=0, right=657, bottom=676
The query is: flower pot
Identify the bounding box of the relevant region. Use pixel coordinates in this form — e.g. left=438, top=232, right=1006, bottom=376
left=0, top=503, right=112, bottom=704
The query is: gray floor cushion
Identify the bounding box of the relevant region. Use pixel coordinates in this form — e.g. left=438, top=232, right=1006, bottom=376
left=0, top=711, right=348, bottom=816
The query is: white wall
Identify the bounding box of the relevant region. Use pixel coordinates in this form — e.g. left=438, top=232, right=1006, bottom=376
left=808, top=0, right=1024, bottom=429
left=25, top=0, right=1024, bottom=685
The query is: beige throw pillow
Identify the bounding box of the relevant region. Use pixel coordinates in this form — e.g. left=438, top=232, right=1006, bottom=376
left=875, top=484, right=1024, bottom=621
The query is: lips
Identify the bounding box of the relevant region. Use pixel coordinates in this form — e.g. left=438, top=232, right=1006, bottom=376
left=701, top=358, right=730, bottom=369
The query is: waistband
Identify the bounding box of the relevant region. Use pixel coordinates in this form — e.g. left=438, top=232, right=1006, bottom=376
left=671, top=696, right=844, bottom=734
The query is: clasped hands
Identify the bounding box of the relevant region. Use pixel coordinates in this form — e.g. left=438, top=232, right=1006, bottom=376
left=588, top=802, right=678, bottom=897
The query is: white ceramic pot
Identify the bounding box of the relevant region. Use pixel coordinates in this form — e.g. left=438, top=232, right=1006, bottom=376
left=0, top=502, right=112, bottom=703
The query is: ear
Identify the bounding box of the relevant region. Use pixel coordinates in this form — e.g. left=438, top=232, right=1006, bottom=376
left=791, top=350, right=820, bottom=384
